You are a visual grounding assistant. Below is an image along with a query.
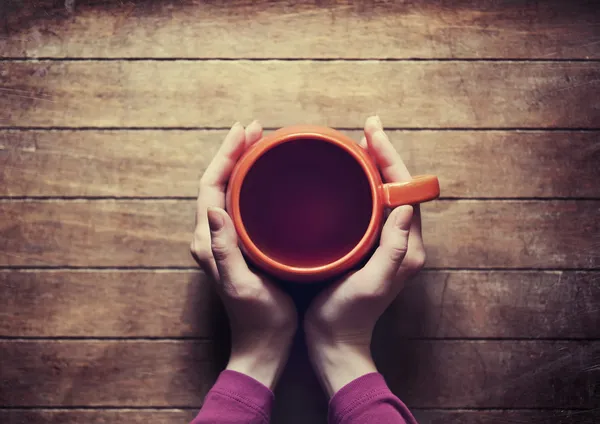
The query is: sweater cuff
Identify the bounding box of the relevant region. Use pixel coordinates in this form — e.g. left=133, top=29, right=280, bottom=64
left=211, top=370, right=274, bottom=415
left=329, top=372, right=393, bottom=422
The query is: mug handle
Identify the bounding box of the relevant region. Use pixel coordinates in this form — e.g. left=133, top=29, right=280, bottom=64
left=381, top=175, right=440, bottom=207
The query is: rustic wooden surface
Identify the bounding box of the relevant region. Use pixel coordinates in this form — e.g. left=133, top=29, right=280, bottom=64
left=2, top=130, right=599, bottom=198
left=2, top=409, right=600, bottom=424
left=1, top=340, right=598, bottom=408
left=2, top=0, right=599, bottom=59
left=1, top=200, right=599, bottom=268
left=2, top=270, right=598, bottom=338
left=2, top=61, right=600, bottom=128
left=1, top=0, right=599, bottom=423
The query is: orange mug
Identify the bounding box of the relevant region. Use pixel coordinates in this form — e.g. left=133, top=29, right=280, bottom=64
left=226, top=125, right=440, bottom=282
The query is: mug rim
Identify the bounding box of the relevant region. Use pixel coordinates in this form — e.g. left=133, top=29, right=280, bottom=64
left=228, top=125, right=384, bottom=281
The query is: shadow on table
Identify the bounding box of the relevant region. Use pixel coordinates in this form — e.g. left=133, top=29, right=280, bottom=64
left=372, top=272, right=600, bottom=423
left=3, top=0, right=600, bottom=43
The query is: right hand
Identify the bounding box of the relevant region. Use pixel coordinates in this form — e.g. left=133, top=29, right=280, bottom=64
left=304, top=116, right=427, bottom=396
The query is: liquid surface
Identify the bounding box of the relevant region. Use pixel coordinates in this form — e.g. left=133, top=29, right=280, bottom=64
left=240, top=139, right=373, bottom=268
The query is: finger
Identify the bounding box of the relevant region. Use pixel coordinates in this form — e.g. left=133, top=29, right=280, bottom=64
left=196, top=123, right=246, bottom=227
left=193, top=123, right=247, bottom=276
left=245, top=120, right=263, bottom=148
left=364, top=114, right=382, bottom=135
left=364, top=116, right=424, bottom=246
left=364, top=116, right=411, bottom=183
left=196, top=122, right=246, bottom=229
left=207, top=207, right=253, bottom=291
left=190, top=234, right=219, bottom=281
left=360, top=205, right=413, bottom=291
left=201, top=122, right=247, bottom=189
left=358, top=135, right=367, bottom=149
left=192, top=182, right=224, bottom=281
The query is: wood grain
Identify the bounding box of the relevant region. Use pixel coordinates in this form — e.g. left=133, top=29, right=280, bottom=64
left=1, top=0, right=598, bottom=419
left=2, top=0, right=599, bottom=59
left=2, top=61, right=600, bottom=128
left=387, top=270, right=600, bottom=339
left=376, top=341, right=600, bottom=409
left=424, top=200, right=600, bottom=269
left=0, top=340, right=597, bottom=408
left=2, top=130, right=599, bottom=198
left=0, top=410, right=198, bottom=424
left=0, top=341, right=222, bottom=407
left=1, top=270, right=598, bottom=338
left=1, top=200, right=598, bottom=268
left=413, top=410, right=600, bottom=424
left=0, top=271, right=224, bottom=338
left=2, top=409, right=599, bottom=424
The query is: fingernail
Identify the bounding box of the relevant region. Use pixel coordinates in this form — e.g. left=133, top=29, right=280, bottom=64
left=232, top=121, right=242, bottom=129
left=247, top=120, right=261, bottom=134
left=374, top=115, right=383, bottom=128
left=207, top=207, right=225, bottom=231
left=374, top=129, right=387, bottom=141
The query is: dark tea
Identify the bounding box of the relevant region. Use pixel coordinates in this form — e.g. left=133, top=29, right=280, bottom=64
left=239, top=138, right=373, bottom=268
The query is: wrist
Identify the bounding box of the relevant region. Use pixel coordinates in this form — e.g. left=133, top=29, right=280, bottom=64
left=305, top=335, right=377, bottom=398
left=226, top=329, right=294, bottom=390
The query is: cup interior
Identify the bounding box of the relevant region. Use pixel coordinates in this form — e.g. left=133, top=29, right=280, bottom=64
left=239, top=137, right=373, bottom=268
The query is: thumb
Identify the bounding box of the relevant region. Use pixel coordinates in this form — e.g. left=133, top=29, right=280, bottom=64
left=362, top=205, right=413, bottom=286
left=207, top=207, right=252, bottom=289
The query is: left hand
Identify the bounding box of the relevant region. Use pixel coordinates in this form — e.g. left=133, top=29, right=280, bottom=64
left=190, top=122, right=297, bottom=390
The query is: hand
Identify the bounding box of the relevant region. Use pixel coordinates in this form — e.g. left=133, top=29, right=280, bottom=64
left=190, top=122, right=297, bottom=390
left=304, top=116, right=427, bottom=397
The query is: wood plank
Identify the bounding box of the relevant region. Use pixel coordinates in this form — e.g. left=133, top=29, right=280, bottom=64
left=2, top=0, right=600, bottom=59
left=2, top=130, right=599, bottom=198
left=0, top=200, right=598, bottom=268
left=0, top=271, right=225, bottom=338
left=1, top=270, right=598, bottom=338
left=413, top=410, right=600, bottom=424
left=386, top=271, right=600, bottom=339
left=375, top=341, right=600, bottom=409
left=2, top=61, right=600, bottom=128
left=0, top=340, right=597, bottom=408
left=1, top=409, right=599, bottom=424
left=1, top=410, right=197, bottom=424
left=425, top=200, right=600, bottom=269
left=0, top=341, right=222, bottom=407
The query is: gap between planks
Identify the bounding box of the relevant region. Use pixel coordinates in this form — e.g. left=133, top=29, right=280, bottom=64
left=0, top=267, right=597, bottom=271
left=2, top=127, right=600, bottom=131
left=0, top=197, right=599, bottom=201
left=1, top=198, right=598, bottom=202
left=0, top=337, right=597, bottom=342
left=0, top=407, right=595, bottom=411
left=1, top=58, right=600, bottom=62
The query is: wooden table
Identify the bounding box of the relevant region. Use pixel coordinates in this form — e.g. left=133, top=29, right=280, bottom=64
left=1, top=1, right=599, bottom=423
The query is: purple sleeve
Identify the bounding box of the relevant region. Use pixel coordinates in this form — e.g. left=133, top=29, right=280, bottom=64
left=190, top=370, right=274, bottom=424
left=329, top=373, right=419, bottom=424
